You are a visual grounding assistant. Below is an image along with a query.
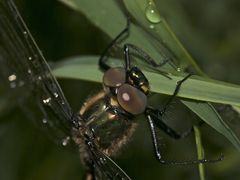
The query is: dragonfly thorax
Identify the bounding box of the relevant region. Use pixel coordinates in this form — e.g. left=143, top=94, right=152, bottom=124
left=79, top=90, right=137, bottom=156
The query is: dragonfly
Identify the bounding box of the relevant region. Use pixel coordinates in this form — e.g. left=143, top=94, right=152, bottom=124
left=0, top=0, right=223, bottom=179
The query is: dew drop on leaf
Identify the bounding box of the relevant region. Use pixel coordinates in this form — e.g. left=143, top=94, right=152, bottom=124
left=145, top=2, right=161, bottom=24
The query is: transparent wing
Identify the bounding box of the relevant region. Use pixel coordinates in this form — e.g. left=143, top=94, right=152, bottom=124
left=0, top=0, right=80, bottom=146
left=87, top=141, right=131, bottom=180
left=0, top=1, right=131, bottom=178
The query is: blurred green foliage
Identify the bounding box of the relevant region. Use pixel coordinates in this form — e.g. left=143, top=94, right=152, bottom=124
left=0, top=0, right=240, bottom=180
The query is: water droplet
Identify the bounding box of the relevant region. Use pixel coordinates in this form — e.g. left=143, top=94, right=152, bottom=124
left=145, top=2, right=161, bottom=24
left=28, top=56, right=33, bottom=61
left=43, top=97, right=52, bottom=105
left=27, top=69, right=32, bottom=74
left=23, top=31, right=27, bottom=36
left=62, top=136, right=70, bottom=146
left=177, top=67, right=182, bottom=72
left=10, top=82, right=17, bottom=88
left=38, top=76, right=42, bottom=80
left=149, top=24, right=155, bottom=29
left=8, top=74, right=17, bottom=81
left=18, top=80, right=25, bottom=87
left=8, top=74, right=17, bottom=88
left=42, top=118, right=48, bottom=124
left=53, top=92, right=59, bottom=98
left=99, top=157, right=106, bottom=164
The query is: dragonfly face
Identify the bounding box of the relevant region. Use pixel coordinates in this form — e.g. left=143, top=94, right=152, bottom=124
left=75, top=66, right=149, bottom=158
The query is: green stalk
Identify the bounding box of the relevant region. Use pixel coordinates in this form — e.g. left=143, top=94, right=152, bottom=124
left=194, top=126, right=206, bottom=180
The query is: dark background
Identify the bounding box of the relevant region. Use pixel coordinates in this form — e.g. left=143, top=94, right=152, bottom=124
left=0, top=0, right=240, bottom=180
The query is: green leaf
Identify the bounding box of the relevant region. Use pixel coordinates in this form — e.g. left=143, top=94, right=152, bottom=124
left=53, top=56, right=240, bottom=150
left=58, top=0, right=175, bottom=70
left=232, top=105, right=240, bottom=114
left=184, top=101, right=240, bottom=150
left=54, top=56, right=240, bottom=106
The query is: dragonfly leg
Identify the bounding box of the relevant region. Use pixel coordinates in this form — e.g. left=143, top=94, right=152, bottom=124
left=99, top=18, right=130, bottom=71
left=98, top=18, right=172, bottom=76
left=145, top=111, right=223, bottom=165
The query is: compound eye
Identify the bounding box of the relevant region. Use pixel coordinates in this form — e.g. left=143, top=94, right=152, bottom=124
left=103, top=67, right=126, bottom=87
left=117, top=84, right=147, bottom=115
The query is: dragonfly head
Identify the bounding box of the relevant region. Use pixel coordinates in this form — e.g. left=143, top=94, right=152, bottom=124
left=102, top=67, right=149, bottom=115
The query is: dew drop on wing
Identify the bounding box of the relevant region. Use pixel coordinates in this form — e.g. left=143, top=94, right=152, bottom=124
left=42, top=118, right=48, bottom=124
left=9, top=81, right=16, bottom=88
left=23, top=30, right=27, bottom=36
left=0, top=0, right=78, bottom=146
left=8, top=74, right=16, bottom=81
left=0, top=0, right=132, bottom=179
left=53, top=92, right=59, bottom=98
left=87, top=141, right=131, bottom=180
left=8, top=74, right=17, bottom=88
left=62, top=136, right=70, bottom=146
left=18, top=80, right=24, bottom=87
left=42, top=97, right=52, bottom=105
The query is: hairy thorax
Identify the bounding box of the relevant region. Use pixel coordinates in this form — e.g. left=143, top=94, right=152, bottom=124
left=73, top=90, right=137, bottom=165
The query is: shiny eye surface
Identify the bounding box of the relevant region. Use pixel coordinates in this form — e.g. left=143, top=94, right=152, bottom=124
left=103, top=67, right=126, bottom=87
left=117, top=84, right=147, bottom=115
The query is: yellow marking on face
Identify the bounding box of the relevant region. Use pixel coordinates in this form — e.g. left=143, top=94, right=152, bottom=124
left=110, top=97, right=119, bottom=107
left=141, top=84, right=150, bottom=94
